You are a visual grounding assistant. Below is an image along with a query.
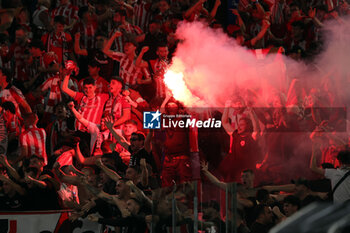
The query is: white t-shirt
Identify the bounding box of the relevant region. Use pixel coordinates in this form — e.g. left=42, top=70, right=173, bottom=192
left=325, top=168, right=350, bottom=203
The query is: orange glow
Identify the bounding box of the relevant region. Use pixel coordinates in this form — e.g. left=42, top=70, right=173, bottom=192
left=163, top=59, right=204, bottom=107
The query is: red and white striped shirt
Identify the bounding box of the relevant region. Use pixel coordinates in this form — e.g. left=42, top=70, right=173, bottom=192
left=78, top=76, right=109, bottom=94
left=51, top=3, right=79, bottom=26
left=74, top=92, right=109, bottom=131
left=72, top=20, right=97, bottom=49
left=3, top=110, right=21, bottom=137
left=0, top=86, right=29, bottom=117
left=110, top=24, right=143, bottom=52
left=133, top=0, right=152, bottom=32
left=40, top=75, right=78, bottom=113
left=149, top=58, right=169, bottom=99
left=111, top=52, right=150, bottom=88
left=42, top=32, right=73, bottom=64
left=20, top=125, right=47, bottom=165
left=103, top=94, right=131, bottom=121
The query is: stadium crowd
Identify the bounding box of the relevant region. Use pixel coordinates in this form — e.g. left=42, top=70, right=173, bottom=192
left=0, top=0, right=350, bottom=232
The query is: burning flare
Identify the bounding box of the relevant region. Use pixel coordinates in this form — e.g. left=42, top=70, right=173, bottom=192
left=163, top=58, right=205, bottom=107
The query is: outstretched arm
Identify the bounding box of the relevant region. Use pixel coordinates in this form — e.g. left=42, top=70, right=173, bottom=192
left=201, top=160, right=227, bottom=190
left=74, top=143, right=101, bottom=165
left=0, top=155, right=21, bottom=181
left=184, top=0, right=206, bottom=19
left=95, top=158, right=122, bottom=182
left=53, top=161, right=80, bottom=186
left=104, top=118, right=130, bottom=150
left=0, top=175, right=26, bottom=195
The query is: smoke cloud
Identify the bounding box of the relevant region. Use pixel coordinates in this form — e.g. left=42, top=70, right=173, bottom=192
left=165, top=18, right=350, bottom=183
left=167, top=19, right=350, bottom=109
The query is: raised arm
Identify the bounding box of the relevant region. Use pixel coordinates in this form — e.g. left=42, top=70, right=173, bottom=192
left=135, top=46, right=149, bottom=68
left=144, top=130, right=152, bottom=154
left=74, top=32, right=88, bottom=56
left=184, top=0, right=206, bottom=19
left=0, top=155, right=21, bottom=181
left=210, top=0, right=221, bottom=19
left=102, top=31, right=122, bottom=59
left=61, top=72, right=77, bottom=99
left=230, top=9, right=246, bottom=32
left=140, top=158, right=149, bottom=187
left=53, top=161, right=80, bottom=186
left=247, top=107, right=261, bottom=140
left=126, top=180, right=152, bottom=207
left=67, top=101, right=89, bottom=128
left=83, top=177, right=117, bottom=205
left=24, top=174, right=47, bottom=189
left=310, top=141, right=325, bottom=175
left=308, top=8, right=323, bottom=28
left=74, top=142, right=101, bottom=165
left=95, top=158, right=122, bottom=182
left=250, top=19, right=270, bottom=46
left=221, top=100, right=234, bottom=135
left=104, top=118, right=130, bottom=150
left=201, top=160, right=227, bottom=190
left=0, top=175, right=26, bottom=195
left=160, top=92, right=172, bottom=114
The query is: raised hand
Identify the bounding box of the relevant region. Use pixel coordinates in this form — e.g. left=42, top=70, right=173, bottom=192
left=141, top=46, right=149, bottom=53
left=308, top=8, right=316, bottom=19
left=67, top=101, right=74, bottom=110
left=200, top=160, right=208, bottom=172
left=103, top=117, right=114, bottom=130
left=230, top=9, right=239, bottom=16
left=113, top=30, right=123, bottom=38
left=140, top=158, right=147, bottom=168
left=74, top=32, right=81, bottom=41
